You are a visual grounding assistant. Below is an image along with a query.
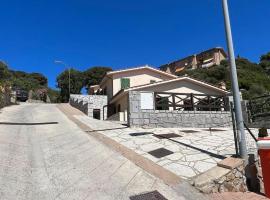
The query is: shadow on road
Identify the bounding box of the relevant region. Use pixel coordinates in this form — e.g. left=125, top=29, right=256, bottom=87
left=0, top=122, right=58, bottom=125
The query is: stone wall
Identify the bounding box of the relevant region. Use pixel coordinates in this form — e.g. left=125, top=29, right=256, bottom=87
left=193, top=157, right=247, bottom=193
left=128, top=91, right=232, bottom=128
left=70, top=94, right=107, bottom=120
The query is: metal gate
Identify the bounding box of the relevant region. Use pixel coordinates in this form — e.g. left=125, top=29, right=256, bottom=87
left=247, top=95, right=270, bottom=127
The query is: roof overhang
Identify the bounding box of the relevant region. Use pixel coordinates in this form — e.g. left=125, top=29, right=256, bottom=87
left=99, top=65, right=178, bottom=87
left=109, top=76, right=229, bottom=104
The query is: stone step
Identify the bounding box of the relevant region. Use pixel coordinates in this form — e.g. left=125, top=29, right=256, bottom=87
left=192, top=166, right=230, bottom=188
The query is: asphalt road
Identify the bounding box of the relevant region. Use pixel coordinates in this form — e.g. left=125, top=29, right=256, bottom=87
left=0, top=103, right=206, bottom=200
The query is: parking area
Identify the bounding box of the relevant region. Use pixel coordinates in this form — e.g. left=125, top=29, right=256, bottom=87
left=75, top=115, right=258, bottom=180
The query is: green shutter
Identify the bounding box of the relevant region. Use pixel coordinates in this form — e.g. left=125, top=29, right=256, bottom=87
left=121, top=78, right=130, bottom=89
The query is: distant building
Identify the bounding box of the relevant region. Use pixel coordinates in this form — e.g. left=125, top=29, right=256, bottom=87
left=160, top=47, right=227, bottom=74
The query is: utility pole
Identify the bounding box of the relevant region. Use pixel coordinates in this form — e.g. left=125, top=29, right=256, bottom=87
left=222, top=0, right=248, bottom=160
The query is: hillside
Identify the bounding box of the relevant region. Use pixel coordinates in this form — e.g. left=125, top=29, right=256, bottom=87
left=177, top=53, right=270, bottom=99
left=0, top=61, right=59, bottom=102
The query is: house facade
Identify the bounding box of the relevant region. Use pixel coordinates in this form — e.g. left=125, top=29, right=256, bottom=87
left=160, top=47, right=227, bottom=74
left=88, top=65, right=178, bottom=121
left=85, top=65, right=229, bottom=122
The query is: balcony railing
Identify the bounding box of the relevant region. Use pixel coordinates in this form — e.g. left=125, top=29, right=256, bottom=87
left=154, top=92, right=229, bottom=111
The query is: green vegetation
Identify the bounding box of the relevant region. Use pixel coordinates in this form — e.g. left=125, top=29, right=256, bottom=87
left=56, top=69, right=84, bottom=102
left=83, top=67, right=112, bottom=91
left=0, top=61, right=60, bottom=103
left=178, top=53, right=270, bottom=99
left=260, top=52, right=270, bottom=75
left=2, top=51, right=270, bottom=103
left=56, top=66, right=111, bottom=102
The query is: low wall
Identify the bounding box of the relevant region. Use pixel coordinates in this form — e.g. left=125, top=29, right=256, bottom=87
left=70, top=95, right=89, bottom=114
left=128, top=91, right=232, bottom=128
left=193, top=158, right=247, bottom=193
left=70, top=94, right=107, bottom=120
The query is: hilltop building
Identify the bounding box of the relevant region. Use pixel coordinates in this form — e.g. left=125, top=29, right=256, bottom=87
left=160, top=47, right=227, bottom=74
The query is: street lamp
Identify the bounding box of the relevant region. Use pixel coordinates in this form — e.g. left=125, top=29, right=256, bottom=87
left=222, top=0, right=248, bottom=161
left=55, top=60, right=71, bottom=101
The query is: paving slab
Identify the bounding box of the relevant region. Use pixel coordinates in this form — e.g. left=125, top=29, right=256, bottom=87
left=73, top=114, right=258, bottom=180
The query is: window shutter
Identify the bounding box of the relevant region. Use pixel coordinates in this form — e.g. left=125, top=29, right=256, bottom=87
left=121, top=78, right=130, bottom=89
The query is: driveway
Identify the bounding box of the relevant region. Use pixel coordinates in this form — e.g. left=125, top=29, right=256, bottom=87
left=0, top=103, right=206, bottom=200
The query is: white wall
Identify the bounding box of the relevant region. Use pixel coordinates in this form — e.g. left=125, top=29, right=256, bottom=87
left=134, top=79, right=225, bottom=95
left=112, top=69, right=174, bottom=96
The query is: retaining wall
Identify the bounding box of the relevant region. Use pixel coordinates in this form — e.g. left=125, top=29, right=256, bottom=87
left=128, top=91, right=232, bottom=128
left=70, top=94, right=107, bottom=120
left=193, top=158, right=247, bottom=193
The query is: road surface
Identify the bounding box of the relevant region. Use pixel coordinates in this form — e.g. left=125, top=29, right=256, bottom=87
left=0, top=103, right=206, bottom=200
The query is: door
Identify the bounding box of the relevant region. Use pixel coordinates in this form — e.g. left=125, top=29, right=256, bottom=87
left=93, top=109, right=101, bottom=120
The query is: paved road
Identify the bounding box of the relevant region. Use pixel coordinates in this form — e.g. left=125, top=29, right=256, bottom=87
left=0, top=103, right=206, bottom=200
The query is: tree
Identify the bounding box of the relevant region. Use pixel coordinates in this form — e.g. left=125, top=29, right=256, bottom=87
left=56, top=68, right=84, bottom=102
left=0, top=61, right=12, bottom=84
left=47, top=88, right=61, bottom=103
left=83, top=66, right=112, bottom=91
left=260, top=52, right=270, bottom=75
left=29, top=73, right=48, bottom=86
left=179, top=58, right=270, bottom=99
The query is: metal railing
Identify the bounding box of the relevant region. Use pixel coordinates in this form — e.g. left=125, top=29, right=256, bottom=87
left=248, top=95, right=270, bottom=121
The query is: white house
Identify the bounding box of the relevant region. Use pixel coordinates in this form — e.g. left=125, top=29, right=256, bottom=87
left=88, top=65, right=229, bottom=122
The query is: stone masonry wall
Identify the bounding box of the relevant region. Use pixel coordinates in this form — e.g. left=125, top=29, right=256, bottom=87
left=128, top=91, right=232, bottom=128
left=70, top=94, right=107, bottom=120
left=193, top=158, right=247, bottom=193
left=88, top=95, right=108, bottom=120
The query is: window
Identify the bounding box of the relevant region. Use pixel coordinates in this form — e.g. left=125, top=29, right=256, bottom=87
left=150, top=80, right=156, bottom=84
left=121, top=78, right=130, bottom=89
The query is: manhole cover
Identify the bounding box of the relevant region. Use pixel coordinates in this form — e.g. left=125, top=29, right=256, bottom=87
left=129, top=190, right=168, bottom=200
left=181, top=130, right=198, bottom=133
left=154, top=133, right=182, bottom=139
left=130, top=132, right=152, bottom=136
left=148, top=148, right=173, bottom=158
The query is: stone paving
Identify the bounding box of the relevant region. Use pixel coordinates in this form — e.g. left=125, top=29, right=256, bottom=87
left=75, top=115, right=259, bottom=180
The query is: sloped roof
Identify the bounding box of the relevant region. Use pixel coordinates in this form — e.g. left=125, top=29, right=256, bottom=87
left=99, top=65, right=178, bottom=86
left=109, top=76, right=229, bottom=103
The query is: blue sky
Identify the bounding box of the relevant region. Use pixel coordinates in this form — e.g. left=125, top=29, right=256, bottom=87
left=0, top=0, right=269, bottom=89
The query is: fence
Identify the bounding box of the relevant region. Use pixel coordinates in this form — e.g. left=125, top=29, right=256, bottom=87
left=242, top=95, right=270, bottom=128
left=248, top=95, right=270, bottom=121
left=154, top=92, right=230, bottom=111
